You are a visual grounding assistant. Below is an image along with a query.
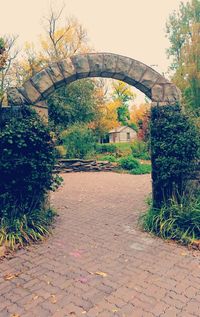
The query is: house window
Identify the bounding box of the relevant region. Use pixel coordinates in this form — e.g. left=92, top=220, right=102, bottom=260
left=127, top=132, right=130, bottom=141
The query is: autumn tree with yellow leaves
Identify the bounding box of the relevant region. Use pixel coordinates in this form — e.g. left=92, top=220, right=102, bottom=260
left=14, top=5, right=90, bottom=84
left=166, top=0, right=200, bottom=115
left=0, top=35, right=19, bottom=109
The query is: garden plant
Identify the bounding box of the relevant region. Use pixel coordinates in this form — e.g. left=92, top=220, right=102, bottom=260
left=0, top=107, right=58, bottom=249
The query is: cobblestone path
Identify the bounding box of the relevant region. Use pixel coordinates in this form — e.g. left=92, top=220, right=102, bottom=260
left=0, top=173, right=199, bottom=317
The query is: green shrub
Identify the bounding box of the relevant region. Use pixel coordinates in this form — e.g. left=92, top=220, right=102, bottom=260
left=61, top=124, right=96, bottom=159
left=0, top=107, right=56, bottom=213
left=151, top=104, right=199, bottom=207
left=130, top=164, right=151, bottom=175
left=98, top=155, right=117, bottom=162
left=95, top=143, right=117, bottom=154
left=119, top=156, right=139, bottom=170
left=131, top=140, right=150, bottom=160
left=0, top=107, right=57, bottom=248
left=141, top=193, right=200, bottom=245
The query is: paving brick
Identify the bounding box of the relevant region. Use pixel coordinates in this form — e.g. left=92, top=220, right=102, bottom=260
left=0, top=173, right=199, bottom=316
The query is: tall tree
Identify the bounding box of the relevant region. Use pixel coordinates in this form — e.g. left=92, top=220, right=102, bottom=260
left=47, top=79, right=102, bottom=133
left=15, top=5, right=90, bottom=83
left=0, top=35, right=19, bottom=108
left=166, top=0, right=200, bottom=115
left=112, top=81, right=136, bottom=125
left=0, top=38, right=6, bottom=70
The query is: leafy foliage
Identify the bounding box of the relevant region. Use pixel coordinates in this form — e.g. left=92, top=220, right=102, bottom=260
left=131, top=140, right=150, bottom=160
left=0, top=107, right=56, bottom=218
left=0, top=209, right=56, bottom=250
left=0, top=38, right=6, bottom=70
left=48, top=79, right=100, bottom=132
left=141, top=193, right=200, bottom=245
left=151, top=104, right=199, bottom=206
left=166, top=0, right=200, bottom=114
left=130, top=164, right=151, bottom=175
left=119, top=156, right=140, bottom=170
left=61, top=123, right=96, bottom=159
left=112, top=81, right=136, bottom=126
left=97, top=154, right=117, bottom=162
left=95, top=143, right=117, bottom=154
left=0, top=107, right=57, bottom=249
left=55, top=145, right=67, bottom=158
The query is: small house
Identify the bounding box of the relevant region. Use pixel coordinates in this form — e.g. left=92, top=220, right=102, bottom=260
left=109, top=126, right=137, bottom=143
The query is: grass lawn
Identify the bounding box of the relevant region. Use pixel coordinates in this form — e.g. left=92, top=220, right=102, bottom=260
left=114, top=142, right=132, bottom=152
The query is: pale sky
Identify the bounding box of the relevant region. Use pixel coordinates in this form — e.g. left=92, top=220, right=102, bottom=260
left=0, top=0, right=186, bottom=102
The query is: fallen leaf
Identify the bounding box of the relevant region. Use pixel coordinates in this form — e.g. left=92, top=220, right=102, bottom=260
left=50, top=294, right=57, bottom=304
left=191, top=240, right=200, bottom=250
left=112, top=309, right=118, bottom=312
left=11, top=314, right=20, bottom=317
left=95, top=271, right=107, bottom=277
left=180, top=252, right=187, bottom=256
left=33, top=295, right=38, bottom=300
left=3, top=272, right=20, bottom=281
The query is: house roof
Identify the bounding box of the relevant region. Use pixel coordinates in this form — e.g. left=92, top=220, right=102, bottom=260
left=109, top=126, right=133, bottom=133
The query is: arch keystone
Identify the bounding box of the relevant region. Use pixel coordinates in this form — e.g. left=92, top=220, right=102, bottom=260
left=101, top=53, right=118, bottom=77
left=71, top=55, right=90, bottom=79
left=87, top=53, right=104, bottom=77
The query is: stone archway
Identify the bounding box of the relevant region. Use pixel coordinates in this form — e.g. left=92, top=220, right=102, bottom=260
left=7, top=52, right=182, bottom=206
left=7, top=52, right=180, bottom=116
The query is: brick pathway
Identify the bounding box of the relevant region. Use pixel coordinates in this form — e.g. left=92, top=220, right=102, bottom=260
left=0, top=172, right=200, bottom=317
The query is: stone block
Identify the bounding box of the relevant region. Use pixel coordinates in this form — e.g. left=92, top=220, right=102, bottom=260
left=152, top=84, right=164, bottom=102
left=31, top=69, right=54, bottom=98
left=71, top=55, right=90, bottom=79
left=21, top=81, right=41, bottom=104
left=123, top=77, right=137, bottom=87
left=128, top=60, right=147, bottom=82
left=163, top=84, right=181, bottom=102
left=87, top=53, right=104, bottom=77
left=58, top=58, right=76, bottom=83
left=134, top=82, right=151, bottom=98
left=113, top=55, right=133, bottom=80
left=101, top=53, right=118, bottom=77
left=7, top=87, right=28, bottom=107
left=140, top=69, right=160, bottom=89
left=46, top=63, right=65, bottom=88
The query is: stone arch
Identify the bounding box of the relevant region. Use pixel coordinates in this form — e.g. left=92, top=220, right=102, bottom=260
left=7, top=52, right=180, bottom=115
